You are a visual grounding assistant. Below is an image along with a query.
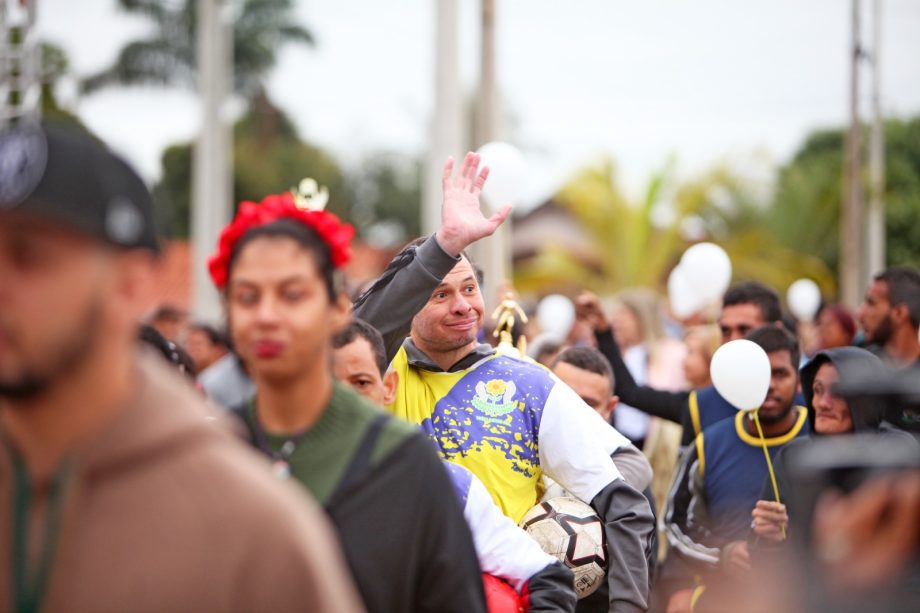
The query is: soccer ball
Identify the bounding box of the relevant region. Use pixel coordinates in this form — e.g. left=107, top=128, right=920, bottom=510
left=519, top=496, right=607, bottom=598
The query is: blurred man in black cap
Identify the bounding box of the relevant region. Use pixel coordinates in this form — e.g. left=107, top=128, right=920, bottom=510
left=0, top=123, right=362, bottom=612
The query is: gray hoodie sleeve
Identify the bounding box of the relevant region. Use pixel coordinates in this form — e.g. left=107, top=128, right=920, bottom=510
left=353, top=235, right=460, bottom=364
left=611, top=444, right=654, bottom=493
left=590, top=478, right=655, bottom=613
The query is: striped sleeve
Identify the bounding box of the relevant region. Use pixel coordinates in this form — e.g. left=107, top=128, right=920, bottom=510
left=662, top=435, right=722, bottom=566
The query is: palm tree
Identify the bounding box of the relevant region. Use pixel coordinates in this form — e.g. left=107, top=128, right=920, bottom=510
left=513, top=155, right=836, bottom=299
left=514, top=157, right=720, bottom=295
left=82, top=0, right=312, bottom=109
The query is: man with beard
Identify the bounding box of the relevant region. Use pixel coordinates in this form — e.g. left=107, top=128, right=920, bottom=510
left=857, top=267, right=920, bottom=369
left=0, top=123, right=361, bottom=612
left=661, top=326, right=809, bottom=613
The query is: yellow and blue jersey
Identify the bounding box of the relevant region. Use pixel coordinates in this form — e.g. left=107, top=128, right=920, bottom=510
left=387, top=346, right=627, bottom=523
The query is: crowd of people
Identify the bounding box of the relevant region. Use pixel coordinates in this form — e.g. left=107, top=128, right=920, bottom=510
left=1, top=122, right=918, bottom=613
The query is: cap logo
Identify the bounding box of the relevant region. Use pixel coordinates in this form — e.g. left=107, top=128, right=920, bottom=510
left=106, top=196, right=144, bottom=245
left=0, top=125, right=48, bottom=207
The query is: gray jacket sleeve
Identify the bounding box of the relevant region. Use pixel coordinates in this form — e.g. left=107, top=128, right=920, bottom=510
left=590, top=478, right=655, bottom=613
left=611, top=444, right=653, bottom=493
left=353, top=235, right=460, bottom=363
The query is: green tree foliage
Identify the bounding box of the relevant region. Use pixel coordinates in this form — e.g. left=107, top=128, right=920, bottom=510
left=153, top=102, right=345, bottom=238
left=81, top=0, right=312, bottom=100
left=515, top=154, right=839, bottom=298
left=346, top=152, right=422, bottom=246
left=882, top=118, right=920, bottom=267
left=38, top=42, right=83, bottom=125
left=752, top=117, right=920, bottom=274
left=514, top=158, right=761, bottom=295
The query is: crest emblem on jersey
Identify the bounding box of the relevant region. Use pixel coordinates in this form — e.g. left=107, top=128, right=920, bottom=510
left=472, top=378, right=518, bottom=423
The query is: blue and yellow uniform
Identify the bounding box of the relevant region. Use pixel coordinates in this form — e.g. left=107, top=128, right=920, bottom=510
left=686, top=386, right=737, bottom=443
left=664, top=406, right=809, bottom=565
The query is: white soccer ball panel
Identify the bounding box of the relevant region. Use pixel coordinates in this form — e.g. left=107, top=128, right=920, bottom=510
left=523, top=519, right=570, bottom=558
left=520, top=497, right=608, bottom=598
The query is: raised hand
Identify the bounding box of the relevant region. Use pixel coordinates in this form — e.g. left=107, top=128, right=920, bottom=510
left=575, top=291, right=610, bottom=333
left=435, top=152, right=512, bottom=257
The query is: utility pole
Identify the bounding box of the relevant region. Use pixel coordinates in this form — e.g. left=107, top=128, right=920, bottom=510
left=191, top=0, right=233, bottom=323
left=423, top=0, right=463, bottom=236
left=840, top=0, right=864, bottom=308
left=866, top=0, right=885, bottom=279
left=475, top=0, right=510, bottom=311
left=476, top=0, right=498, bottom=147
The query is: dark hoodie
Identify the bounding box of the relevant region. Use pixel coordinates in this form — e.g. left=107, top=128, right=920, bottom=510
left=759, top=346, right=914, bottom=506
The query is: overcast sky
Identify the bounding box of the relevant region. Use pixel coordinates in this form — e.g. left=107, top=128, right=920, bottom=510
left=33, top=0, right=920, bottom=207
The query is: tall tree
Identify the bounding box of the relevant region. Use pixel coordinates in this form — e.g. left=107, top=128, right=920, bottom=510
left=153, top=100, right=346, bottom=238
left=346, top=152, right=423, bottom=246
left=513, top=155, right=838, bottom=298
left=81, top=0, right=312, bottom=102
left=758, top=117, right=920, bottom=273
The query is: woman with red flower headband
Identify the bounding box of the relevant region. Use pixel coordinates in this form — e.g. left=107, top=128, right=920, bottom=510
left=210, top=185, right=487, bottom=613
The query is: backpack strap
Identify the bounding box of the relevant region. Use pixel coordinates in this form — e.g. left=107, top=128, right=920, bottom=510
left=326, top=414, right=390, bottom=509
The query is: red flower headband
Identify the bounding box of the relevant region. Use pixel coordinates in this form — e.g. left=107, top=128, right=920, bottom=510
left=207, top=187, right=354, bottom=289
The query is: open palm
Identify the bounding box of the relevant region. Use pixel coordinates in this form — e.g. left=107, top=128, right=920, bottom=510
left=436, top=152, right=512, bottom=257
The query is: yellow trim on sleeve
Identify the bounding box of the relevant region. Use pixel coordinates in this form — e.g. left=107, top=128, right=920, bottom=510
left=694, top=432, right=705, bottom=477
left=735, top=406, right=808, bottom=447
left=688, top=390, right=702, bottom=438
left=690, top=585, right=706, bottom=611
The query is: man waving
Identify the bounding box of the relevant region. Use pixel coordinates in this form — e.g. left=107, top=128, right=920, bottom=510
left=355, top=152, right=655, bottom=613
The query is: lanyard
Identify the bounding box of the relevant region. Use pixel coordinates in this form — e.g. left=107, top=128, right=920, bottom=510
left=248, top=403, right=309, bottom=479
left=11, top=459, right=72, bottom=613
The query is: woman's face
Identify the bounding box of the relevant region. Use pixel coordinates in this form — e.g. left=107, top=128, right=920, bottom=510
left=226, top=236, right=348, bottom=384
left=811, top=362, right=854, bottom=434
left=611, top=305, right=642, bottom=349
left=817, top=309, right=851, bottom=349
left=683, top=335, right=711, bottom=389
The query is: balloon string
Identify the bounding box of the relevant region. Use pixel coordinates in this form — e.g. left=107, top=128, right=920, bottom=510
left=752, top=409, right=786, bottom=540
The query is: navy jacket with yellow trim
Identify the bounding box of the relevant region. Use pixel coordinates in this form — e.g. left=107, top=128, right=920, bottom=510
left=663, top=407, right=810, bottom=567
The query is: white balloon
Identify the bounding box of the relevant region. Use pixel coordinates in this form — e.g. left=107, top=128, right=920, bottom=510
left=679, top=242, right=732, bottom=302
left=537, top=294, right=576, bottom=340
left=710, top=340, right=772, bottom=411
left=668, top=265, right=705, bottom=319
left=476, top=142, right=526, bottom=210
left=787, top=278, right=822, bottom=322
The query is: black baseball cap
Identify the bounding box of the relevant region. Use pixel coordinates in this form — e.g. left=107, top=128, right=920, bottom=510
left=0, top=121, right=160, bottom=253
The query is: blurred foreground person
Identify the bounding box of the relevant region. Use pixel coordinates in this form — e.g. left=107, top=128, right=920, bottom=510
left=858, top=267, right=920, bottom=368
left=0, top=123, right=361, bottom=612
left=332, top=319, right=578, bottom=613
left=355, top=153, right=655, bottom=613
left=212, top=189, right=486, bottom=612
